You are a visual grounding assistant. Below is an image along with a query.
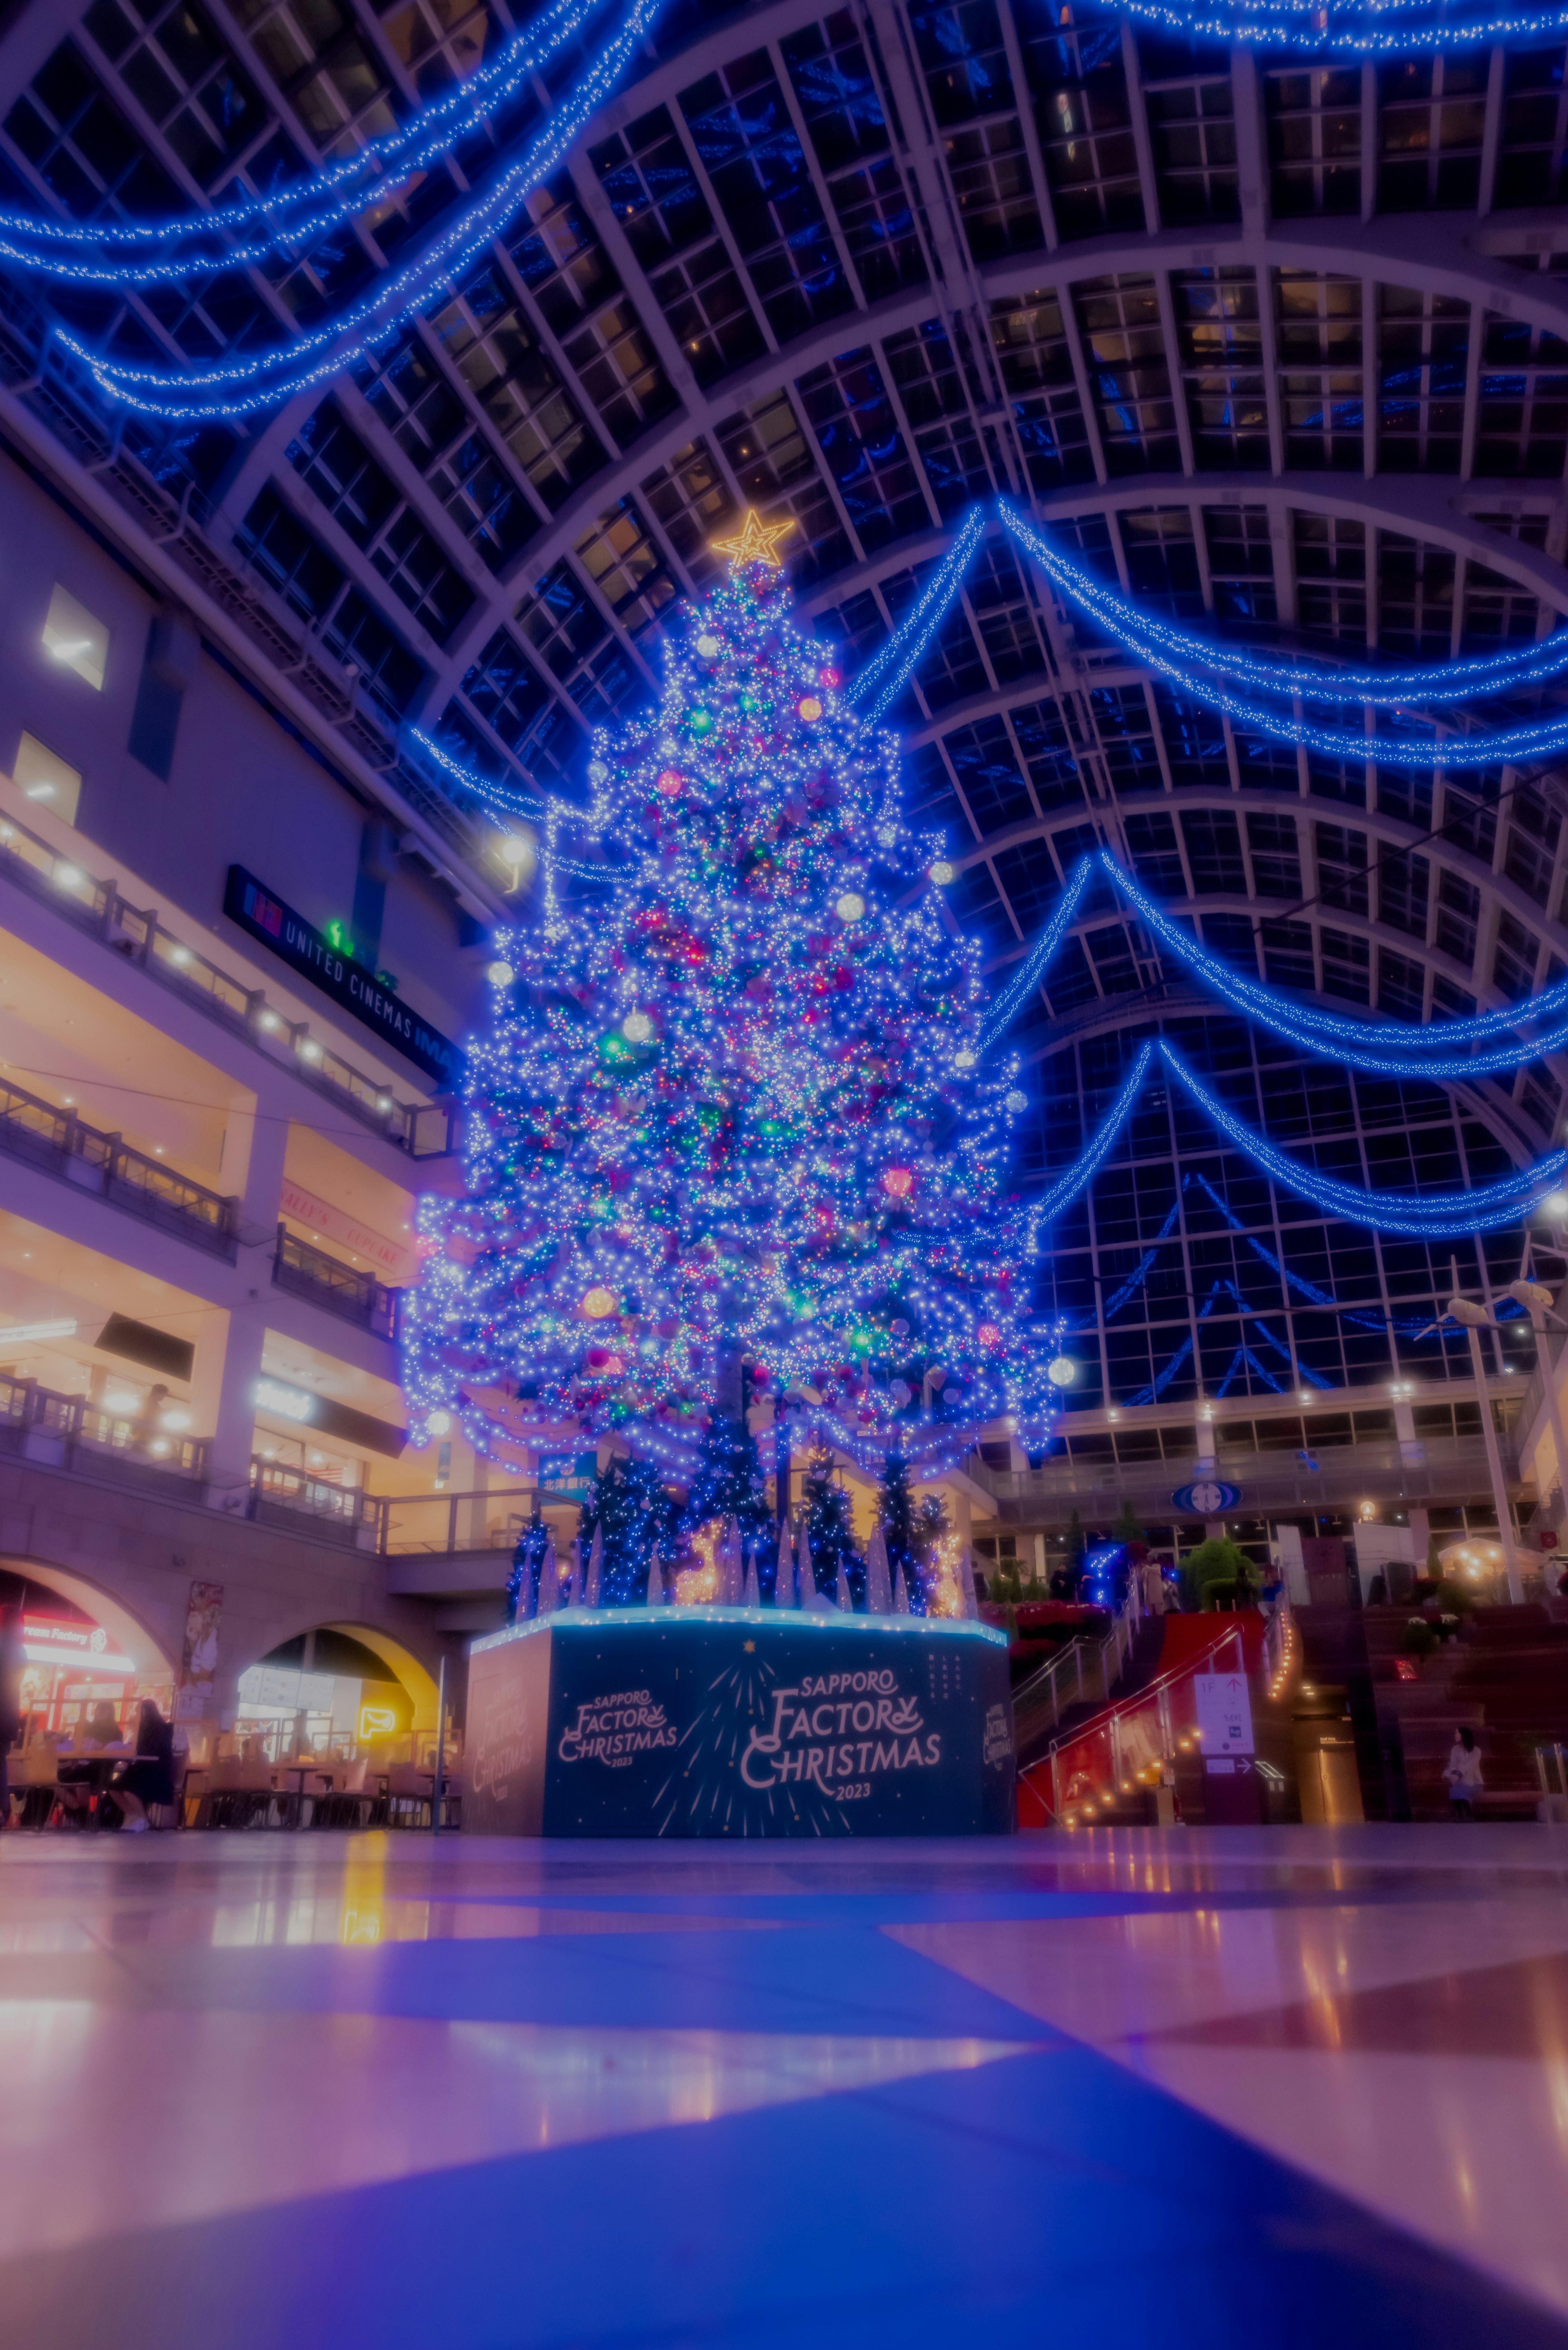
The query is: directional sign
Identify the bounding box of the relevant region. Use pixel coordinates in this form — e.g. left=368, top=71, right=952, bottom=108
left=1172, top=1479, right=1241, bottom=1515
left=1194, top=1670, right=1254, bottom=1757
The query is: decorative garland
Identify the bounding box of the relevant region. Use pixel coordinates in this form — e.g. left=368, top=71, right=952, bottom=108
left=1016, top=1035, right=1564, bottom=1237
left=57, top=0, right=663, bottom=419
left=0, top=0, right=608, bottom=283
left=1112, top=0, right=1568, bottom=51
left=847, top=507, right=989, bottom=723
left=1098, top=853, right=1568, bottom=1077
left=999, top=502, right=1568, bottom=774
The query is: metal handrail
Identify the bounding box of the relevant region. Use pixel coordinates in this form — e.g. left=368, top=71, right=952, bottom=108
left=1011, top=1573, right=1148, bottom=1751
left=1020, top=1603, right=1287, bottom=1820
left=974, top=1432, right=1522, bottom=1512
left=0, top=1071, right=239, bottom=1257
left=0, top=1371, right=209, bottom=1482
left=272, top=1225, right=403, bottom=1338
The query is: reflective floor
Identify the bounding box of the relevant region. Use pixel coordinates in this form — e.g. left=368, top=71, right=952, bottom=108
left=2, top=1826, right=1567, bottom=2348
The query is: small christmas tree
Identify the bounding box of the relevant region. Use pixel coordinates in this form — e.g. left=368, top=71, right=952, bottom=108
left=800, top=1450, right=859, bottom=1604
left=577, top=1456, right=673, bottom=1606
left=506, top=1516, right=549, bottom=1624
left=1065, top=1507, right=1086, bottom=1593
left=911, top=1490, right=955, bottom=1617
left=679, top=1414, right=771, bottom=1543
left=878, top=1452, right=918, bottom=1608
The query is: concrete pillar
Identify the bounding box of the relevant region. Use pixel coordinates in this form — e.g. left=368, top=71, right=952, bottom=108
left=200, top=1306, right=270, bottom=1516
left=200, top=1101, right=289, bottom=1515
left=223, top=1094, right=287, bottom=1224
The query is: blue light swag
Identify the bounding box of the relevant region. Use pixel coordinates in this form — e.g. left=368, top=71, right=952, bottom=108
left=847, top=508, right=989, bottom=724
left=0, top=0, right=606, bottom=285
left=1039, top=1039, right=1568, bottom=1237
left=1099, top=854, right=1568, bottom=1077
left=53, top=0, right=664, bottom=420
left=1113, top=0, right=1568, bottom=49
left=997, top=503, right=1568, bottom=773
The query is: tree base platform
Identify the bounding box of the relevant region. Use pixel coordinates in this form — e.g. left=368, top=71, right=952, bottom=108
left=463, top=1606, right=1016, bottom=1838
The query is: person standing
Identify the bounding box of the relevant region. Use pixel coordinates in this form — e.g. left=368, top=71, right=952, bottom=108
left=1443, top=1726, right=1483, bottom=1819
left=0, top=1605, right=22, bottom=1830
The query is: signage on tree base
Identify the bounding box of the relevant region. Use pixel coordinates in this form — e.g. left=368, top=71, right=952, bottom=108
left=465, top=1609, right=1016, bottom=1839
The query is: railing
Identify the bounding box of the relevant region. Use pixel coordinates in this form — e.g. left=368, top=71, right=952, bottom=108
left=1022, top=1616, right=1254, bottom=1823
left=379, top=1489, right=530, bottom=1556
left=272, top=1225, right=403, bottom=1339
left=974, top=1434, right=1522, bottom=1515
left=0, top=1070, right=239, bottom=1257
left=1010, top=1572, right=1148, bottom=1755
left=0, top=806, right=457, bottom=1158
left=0, top=1372, right=208, bottom=1485
left=249, top=1458, right=381, bottom=1547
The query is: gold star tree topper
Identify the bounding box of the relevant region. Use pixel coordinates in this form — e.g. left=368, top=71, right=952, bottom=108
left=711, top=508, right=795, bottom=571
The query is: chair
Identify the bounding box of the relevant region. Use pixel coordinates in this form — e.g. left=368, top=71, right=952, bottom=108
left=385, top=1762, right=432, bottom=1828
left=209, top=1757, right=280, bottom=1828
left=321, top=1756, right=372, bottom=1829
left=180, top=1767, right=211, bottom=1829
left=296, top=1771, right=333, bottom=1829
left=11, top=1747, right=57, bottom=1831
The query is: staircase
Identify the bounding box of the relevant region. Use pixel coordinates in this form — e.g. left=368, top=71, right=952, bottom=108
left=1010, top=1581, right=1157, bottom=1766
left=1016, top=1609, right=1165, bottom=1771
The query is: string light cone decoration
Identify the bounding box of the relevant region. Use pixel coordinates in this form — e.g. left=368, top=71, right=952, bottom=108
left=401, top=511, right=1062, bottom=1473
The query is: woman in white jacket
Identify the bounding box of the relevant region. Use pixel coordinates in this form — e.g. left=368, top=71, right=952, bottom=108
left=1443, top=1727, right=1483, bottom=1819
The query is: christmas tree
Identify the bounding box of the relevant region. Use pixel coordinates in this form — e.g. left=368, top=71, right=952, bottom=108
left=401, top=511, right=1058, bottom=1499
left=877, top=1452, right=919, bottom=1610
left=679, top=1414, right=771, bottom=1543
left=913, top=1490, right=957, bottom=1618
left=577, top=1455, right=673, bottom=1607
left=799, top=1449, right=860, bottom=1606
left=505, top=1517, right=549, bottom=1624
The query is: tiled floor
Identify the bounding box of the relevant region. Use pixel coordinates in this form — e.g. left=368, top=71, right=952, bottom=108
left=2, top=1825, right=1568, bottom=2348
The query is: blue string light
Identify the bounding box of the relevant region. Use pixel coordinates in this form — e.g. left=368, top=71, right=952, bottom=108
left=999, top=503, right=1568, bottom=774
left=1102, top=853, right=1568, bottom=1075
left=0, top=0, right=607, bottom=285
left=1157, top=1039, right=1568, bottom=1234
left=1185, top=1171, right=1450, bottom=1335
left=1007, top=522, right=1568, bottom=709
left=56, top=0, right=662, bottom=419
left=1114, top=0, right=1568, bottom=51
left=981, top=856, right=1092, bottom=1051
left=1033, top=1043, right=1153, bottom=1225
left=849, top=508, right=988, bottom=723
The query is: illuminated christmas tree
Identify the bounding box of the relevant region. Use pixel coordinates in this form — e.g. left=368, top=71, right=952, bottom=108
left=401, top=512, right=1059, bottom=1497
left=577, top=1455, right=672, bottom=1607
left=799, top=1449, right=860, bottom=1605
